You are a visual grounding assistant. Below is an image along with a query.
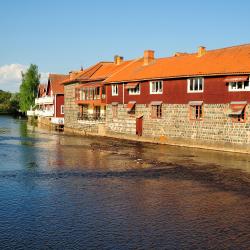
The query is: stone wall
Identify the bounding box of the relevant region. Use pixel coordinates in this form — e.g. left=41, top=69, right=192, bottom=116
left=64, top=83, right=104, bottom=135
left=106, top=104, right=136, bottom=134
left=106, top=104, right=250, bottom=153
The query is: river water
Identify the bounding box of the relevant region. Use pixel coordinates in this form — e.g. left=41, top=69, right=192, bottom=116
left=0, top=115, right=249, bottom=249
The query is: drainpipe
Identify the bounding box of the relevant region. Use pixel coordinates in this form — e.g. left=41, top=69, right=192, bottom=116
left=54, top=94, right=57, bottom=118
left=122, top=83, right=125, bottom=107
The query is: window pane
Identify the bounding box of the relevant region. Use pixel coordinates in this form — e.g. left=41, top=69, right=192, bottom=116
left=190, top=80, right=193, bottom=91
left=159, top=81, right=162, bottom=92
left=194, top=79, right=199, bottom=90
left=155, top=82, right=158, bottom=92
left=231, top=82, right=236, bottom=89
left=199, top=78, right=203, bottom=90
left=237, top=82, right=243, bottom=89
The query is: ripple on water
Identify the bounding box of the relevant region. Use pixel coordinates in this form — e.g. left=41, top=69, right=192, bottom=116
left=0, top=116, right=250, bottom=249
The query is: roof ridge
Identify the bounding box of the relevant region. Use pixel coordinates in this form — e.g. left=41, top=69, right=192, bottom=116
left=77, top=63, right=104, bottom=80
left=207, top=43, right=250, bottom=53
left=155, top=43, right=250, bottom=61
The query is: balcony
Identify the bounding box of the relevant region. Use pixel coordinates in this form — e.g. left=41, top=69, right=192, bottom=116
left=76, top=86, right=106, bottom=105
left=35, top=96, right=54, bottom=105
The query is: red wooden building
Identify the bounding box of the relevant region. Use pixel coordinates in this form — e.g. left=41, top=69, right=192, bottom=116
left=103, top=44, right=250, bottom=152
left=63, top=57, right=131, bottom=134
left=34, top=74, right=68, bottom=125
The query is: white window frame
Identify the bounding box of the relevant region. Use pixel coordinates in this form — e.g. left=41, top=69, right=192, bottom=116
left=129, top=84, right=140, bottom=95
left=150, top=81, right=163, bottom=94
left=60, top=105, right=64, bottom=114
left=112, top=84, right=119, bottom=96
left=228, top=80, right=250, bottom=92
left=187, top=77, right=204, bottom=93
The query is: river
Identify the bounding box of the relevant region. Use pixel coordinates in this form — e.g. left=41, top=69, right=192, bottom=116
left=0, top=115, right=249, bottom=249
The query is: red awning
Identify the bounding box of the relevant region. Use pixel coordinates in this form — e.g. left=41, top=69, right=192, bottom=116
left=224, top=76, right=248, bottom=82
left=127, top=101, right=136, bottom=112
left=150, top=101, right=163, bottom=106
left=189, top=101, right=203, bottom=106
left=227, top=101, right=247, bottom=115
left=125, top=82, right=138, bottom=89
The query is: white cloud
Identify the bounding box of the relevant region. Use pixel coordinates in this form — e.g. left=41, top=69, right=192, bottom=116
left=0, top=64, right=49, bottom=92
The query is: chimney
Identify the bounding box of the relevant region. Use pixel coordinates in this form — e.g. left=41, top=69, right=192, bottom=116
left=144, top=50, right=155, bottom=65
left=197, top=46, right=206, bottom=57
left=114, top=55, right=124, bottom=65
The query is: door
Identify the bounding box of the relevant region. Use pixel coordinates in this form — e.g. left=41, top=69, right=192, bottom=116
left=136, top=116, right=143, bottom=136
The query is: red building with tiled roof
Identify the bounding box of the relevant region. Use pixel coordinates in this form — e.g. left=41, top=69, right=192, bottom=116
left=35, top=74, right=68, bottom=125
left=102, top=44, right=250, bottom=153
left=63, top=57, right=131, bottom=134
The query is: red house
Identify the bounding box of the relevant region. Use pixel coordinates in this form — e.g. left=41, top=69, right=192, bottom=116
left=104, top=44, right=250, bottom=153
left=63, top=57, right=131, bottom=134
left=35, top=74, right=68, bottom=125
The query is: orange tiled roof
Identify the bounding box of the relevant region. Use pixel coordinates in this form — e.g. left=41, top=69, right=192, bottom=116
left=49, top=74, right=69, bottom=94
left=63, top=60, right=132, bottom=84
left=105, top=44, right=250, bottom=83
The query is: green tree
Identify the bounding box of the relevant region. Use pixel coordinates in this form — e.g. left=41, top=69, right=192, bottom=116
left=10, top=92, right=20, bottom=113
left=19, top=64, right=40, bottom=112
left=0, top=90, right=11, bottom=113
left=0, top=90, right=20, bottom=114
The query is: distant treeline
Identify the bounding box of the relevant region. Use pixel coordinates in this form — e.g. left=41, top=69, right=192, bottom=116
left=0, top=90, right=20, bottom=114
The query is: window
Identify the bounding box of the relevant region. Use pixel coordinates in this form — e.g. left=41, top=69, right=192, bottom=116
left=151, top=105, right=162, bottom=118
left=188, top=77, right=204, bottom=93
left=112, top=104, right=118, bottom=118
left=129, top=106, right=135, bottom=115
left=228, top=102, right=247, bottom=123
left=112, top=84, right=118, bottom=96
left=61, top=105, right=64, bottom=114
left=102, top=86, right=106, bottom=99
left=127, top=101, right=136, bottom=115
left=150, top=81, right=163, bottom=94
left=228, top=81, right=250, bottom=91
left=129, top=84, right=140, bottom=95
left=189, top=102, right=203, bottom=120
left=232, top=107, right=246, bottom=122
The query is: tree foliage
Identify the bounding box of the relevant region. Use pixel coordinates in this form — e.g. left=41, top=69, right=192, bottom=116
left=0, top=90, right=20, bottom=113
left=19, top=64, right=40, bottom=112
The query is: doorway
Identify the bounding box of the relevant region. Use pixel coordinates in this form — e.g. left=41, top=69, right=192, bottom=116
left=136, top=116, right=143, bottom=136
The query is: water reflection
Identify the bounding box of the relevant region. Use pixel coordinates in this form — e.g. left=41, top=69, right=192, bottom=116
left=0, top=116, right=249, bottom=249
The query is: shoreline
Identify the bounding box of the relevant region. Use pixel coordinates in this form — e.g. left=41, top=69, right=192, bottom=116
left=63, top=126, right=250, bottom=155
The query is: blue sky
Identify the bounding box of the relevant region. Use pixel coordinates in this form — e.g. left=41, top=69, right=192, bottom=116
left=1, top=0, right=250, bottom=91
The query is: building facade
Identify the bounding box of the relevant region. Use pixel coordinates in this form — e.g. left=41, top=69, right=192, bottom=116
left=103, top=45, right=250, bottom=153
left=28, top=74, right=68, bottom=126
left=63, top=57, right=131, bottom=135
